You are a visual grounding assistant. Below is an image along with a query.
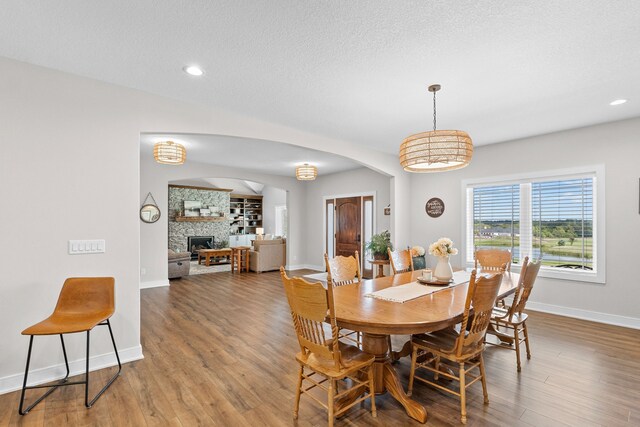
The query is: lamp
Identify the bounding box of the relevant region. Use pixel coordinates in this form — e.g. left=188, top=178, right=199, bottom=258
left=295, top=163, right=317, bottom=181
left=399, top=84, right=473, bottom=172
left=153, top=141, right=186, bottom=165
left=256, top=227, right=264, bottom=240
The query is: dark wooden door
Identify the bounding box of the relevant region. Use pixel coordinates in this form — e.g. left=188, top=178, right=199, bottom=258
left=335, top=197, right=361, bottom=258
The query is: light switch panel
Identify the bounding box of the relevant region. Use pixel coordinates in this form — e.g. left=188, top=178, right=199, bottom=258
left=69, top=240, right=106, bottom=255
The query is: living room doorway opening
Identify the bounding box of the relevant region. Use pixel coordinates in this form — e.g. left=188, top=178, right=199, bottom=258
left=167, top=178, right=289, bottom=277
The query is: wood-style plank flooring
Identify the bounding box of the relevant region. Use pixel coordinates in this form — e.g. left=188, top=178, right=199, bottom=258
left=1, top=270, right=639, bottom=426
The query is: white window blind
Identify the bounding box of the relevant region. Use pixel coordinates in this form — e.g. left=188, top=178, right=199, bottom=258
left=464, top=168, right=602, bottom=283
left=470, top=183, right=521, bottom=263
left=531, top=178, right=594, bottom=270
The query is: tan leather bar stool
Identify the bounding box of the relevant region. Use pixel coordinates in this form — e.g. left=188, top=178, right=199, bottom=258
left=19, top=277, right=121, bottom=415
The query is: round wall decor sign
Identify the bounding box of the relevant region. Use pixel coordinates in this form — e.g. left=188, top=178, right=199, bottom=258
left=425, top=197, right=445, bottom=218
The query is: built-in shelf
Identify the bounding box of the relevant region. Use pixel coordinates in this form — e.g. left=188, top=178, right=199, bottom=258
left=175, top=216, right=227, bottom=222
left=230, top=194, right=263, bottom=235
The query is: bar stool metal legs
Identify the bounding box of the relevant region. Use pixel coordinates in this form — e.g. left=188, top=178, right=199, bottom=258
left=19, top=319, right=121, bottom=415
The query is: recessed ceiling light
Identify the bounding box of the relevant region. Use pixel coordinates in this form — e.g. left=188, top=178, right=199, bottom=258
left=609, top=99, right=627, bottom=106
left=183, top=65, right=204, bottom=76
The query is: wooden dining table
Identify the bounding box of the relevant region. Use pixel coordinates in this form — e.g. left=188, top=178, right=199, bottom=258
left=331, top=269, right=520, bottom=424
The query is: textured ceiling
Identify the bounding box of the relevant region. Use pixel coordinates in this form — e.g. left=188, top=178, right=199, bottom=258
left=2, top=1, right=640, bottom=154
left=141, top=133, right=362, bottom=177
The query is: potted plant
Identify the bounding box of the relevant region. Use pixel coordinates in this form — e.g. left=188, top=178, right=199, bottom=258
left=365, top=230, right=393, bottom=260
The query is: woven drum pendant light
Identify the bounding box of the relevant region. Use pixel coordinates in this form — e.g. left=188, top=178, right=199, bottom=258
left=154, top=141, right=186, bottom=165
left=399, top=84, right=473, bottom=172
left=295, top=163, right=317, bottom=181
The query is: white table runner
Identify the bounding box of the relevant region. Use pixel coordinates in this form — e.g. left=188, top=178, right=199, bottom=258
left=365, top=270, right=473, bottom=303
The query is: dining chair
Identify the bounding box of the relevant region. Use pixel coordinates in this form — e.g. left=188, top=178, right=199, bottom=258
left=407, top=268, right=504, bottom=424
left=486, top=257, right=542, bottom=372
left=324, top=251, right=362, bottom=346
left=474, top=248, right=511, bottom=307
left=388, top=247, right=414, bottom=274
left=19, top=277, right=121, bottom=415
left=280, top=268, right=376, bottom=427
left=474, top=248, right=512, bottom=272
left=386, top=247, right=415, bottom=353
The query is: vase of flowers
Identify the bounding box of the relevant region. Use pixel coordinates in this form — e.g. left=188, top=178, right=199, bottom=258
left=428, top=238, right=458, bottom=281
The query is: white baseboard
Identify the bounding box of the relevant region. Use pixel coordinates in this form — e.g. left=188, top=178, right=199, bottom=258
left=526, top=301, right=640, bottom=330
left=286, top=264, right=324, bottom=272
left=0, top=345, right=144, bottom=395
left=140, top=279, right=170, bottom=289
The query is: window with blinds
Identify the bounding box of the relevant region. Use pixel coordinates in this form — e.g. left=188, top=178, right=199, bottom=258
left=464, top=168, right=602, bottom=282
left=469, top=184, right=520, bottom=263
left=532, top=178, right=593, bottom=269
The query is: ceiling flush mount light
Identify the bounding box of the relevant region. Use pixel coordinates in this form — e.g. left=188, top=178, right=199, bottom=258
left=295, top=163, right=318, bottom=181
left=183, top=65, right=204, bottom=76
left=609, top=99, right=627, bottom=106
left=153, top=141, right=186, bottom=165
left=399, top=84, right=473, bottom=173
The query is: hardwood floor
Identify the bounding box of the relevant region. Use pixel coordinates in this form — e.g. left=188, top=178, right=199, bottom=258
left=1, top=270, right=639, bottom=426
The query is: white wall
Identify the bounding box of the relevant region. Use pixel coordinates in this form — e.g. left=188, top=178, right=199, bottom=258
left=140, top=152, right=306, bottom=285
left=0, top=58, right=143, bottom=392
left=261, top=185, right=287, bottom=236
left=410, top=118, right=640, bottom=326
left=304, top=167, right=392, bottom=269
left=0, top=57, right=409, bottom=393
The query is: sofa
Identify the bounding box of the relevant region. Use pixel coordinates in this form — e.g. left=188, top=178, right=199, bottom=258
left=249, top=239, right=286, bottom=273
left=168, top=249, right=191, bottom=279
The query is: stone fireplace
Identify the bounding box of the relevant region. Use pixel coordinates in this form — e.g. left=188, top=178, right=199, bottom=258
left=168, top=185, right=231, bottom=255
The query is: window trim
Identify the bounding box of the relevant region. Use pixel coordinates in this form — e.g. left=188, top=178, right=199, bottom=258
left=461, top=165, right=605, bottom=284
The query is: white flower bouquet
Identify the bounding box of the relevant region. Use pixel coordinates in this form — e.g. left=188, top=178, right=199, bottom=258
left=411, top=245, right=425, bottom=257
left=428, top=237, right=458, bottom=257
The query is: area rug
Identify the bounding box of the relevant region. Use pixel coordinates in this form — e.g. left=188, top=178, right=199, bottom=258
left=189, top=260, right=231, bottom=275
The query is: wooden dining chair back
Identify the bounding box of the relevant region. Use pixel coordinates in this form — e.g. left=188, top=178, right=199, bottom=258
left=19, top=277, right=121, bottom=415
left=280, top=268, right=377, bottom=426
left=324, top=251, right=361, bottom=286
left=386, top=247, right=415, bottom=352
left=474, top=249, right=512, bottom=272
left=487, top=258, right=542, bottom=372
left=456, top=269, right=505, bottom=356
left=511, top=258, right=542, bottom=317
left=408, top=268, right=504, bottom=424
left=324, top=252, right=362, bottom=346
left=281, top=268, right=340, bottom=366
left=388, top=247, right=414, bottom=274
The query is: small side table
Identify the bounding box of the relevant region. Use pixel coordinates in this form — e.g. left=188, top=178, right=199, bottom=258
left=369, top=259, right=390, bottom=278
left=231, top=246, right=251, bottom=273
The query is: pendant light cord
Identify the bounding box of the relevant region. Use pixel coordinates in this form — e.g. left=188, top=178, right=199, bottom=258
left=433, top=90, right=437, bottom=131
